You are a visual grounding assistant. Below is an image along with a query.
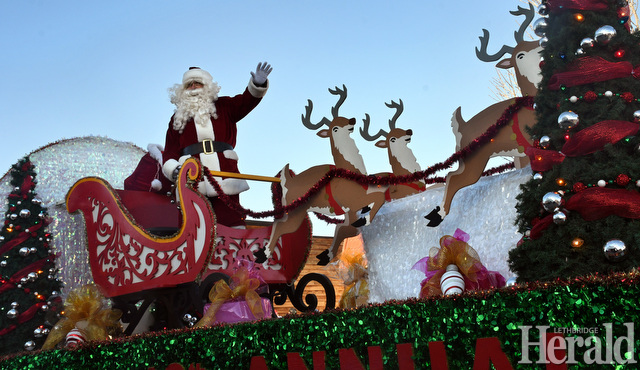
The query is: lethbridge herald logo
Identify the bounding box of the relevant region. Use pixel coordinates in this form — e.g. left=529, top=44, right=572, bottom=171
left=519, top=322, right=636, bottom=365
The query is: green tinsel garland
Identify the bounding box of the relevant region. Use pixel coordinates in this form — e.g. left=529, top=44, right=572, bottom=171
left=1, top=272, right=639, bottom=369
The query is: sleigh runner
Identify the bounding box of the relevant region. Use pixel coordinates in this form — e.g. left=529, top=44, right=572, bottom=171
left=66, top=158, right=335, bottom=334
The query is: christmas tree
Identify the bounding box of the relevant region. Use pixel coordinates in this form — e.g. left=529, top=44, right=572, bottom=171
left=509, top=0, right=640, bottom=281
left=0, top=157, right=62, bottom=355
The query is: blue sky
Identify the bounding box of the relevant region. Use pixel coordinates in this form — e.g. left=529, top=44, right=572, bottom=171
left=0, top=1, right=534, bottom=236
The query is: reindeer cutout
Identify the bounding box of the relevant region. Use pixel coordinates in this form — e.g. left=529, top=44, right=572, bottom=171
left=425, top=4, right=541, bottom=227
left=360, top=99, right=426, bottom=200
left=255, top=86, right=387, bottom=265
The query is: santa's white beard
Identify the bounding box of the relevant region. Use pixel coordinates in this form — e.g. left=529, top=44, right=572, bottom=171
left=170, top=84, right=219, bottom=133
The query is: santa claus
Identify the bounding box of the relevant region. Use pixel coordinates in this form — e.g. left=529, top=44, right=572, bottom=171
left=162, top=62, right=272, bottom=227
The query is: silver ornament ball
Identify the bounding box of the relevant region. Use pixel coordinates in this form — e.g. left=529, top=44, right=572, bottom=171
left=33, top=327, right=44, bottom=338
left=11, top=301, right=19, bottom=308
left=539, top=136, right=551, bottom=149
left=542, top=192, right=563, bottom=212
left=533, top=173, right=543, bottom=181
left=506, top=277, right=518, bottom=287
left=604, top=239, right=627, bottom=261
left=580, top=37, right=595, bottom=49
left=539, top=36, right=549, bottom=48
left=7, top=308, right=19, bottom=319
left=558, top=111, right=579, bottom=130
left=9, top=213, right=18, bottom=220
left=19, top=209, right=31, bottom=218
left=633, top=110, right=640, bottom=123
left=24, top=341, right=36, bottom=351
left=553, top=211, right=567, bottom=225
left=538, top=3, right=549, bottom=16
left=595, top=25, right=617, bottom=45
left=533, top=17, right=548, bottom=37
left=19, top=247, right=30, bottom=257
left=0, top=260, right=7, bottom=267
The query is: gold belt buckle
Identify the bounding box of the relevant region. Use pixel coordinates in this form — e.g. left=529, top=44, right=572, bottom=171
left=202, top=139, right=214, bottom=155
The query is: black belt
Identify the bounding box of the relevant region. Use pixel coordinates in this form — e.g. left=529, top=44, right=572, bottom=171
left=182, top=140, right=233, bottom=155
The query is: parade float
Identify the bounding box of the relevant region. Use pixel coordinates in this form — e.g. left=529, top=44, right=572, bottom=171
left=2, top=1, right=640, bottom=368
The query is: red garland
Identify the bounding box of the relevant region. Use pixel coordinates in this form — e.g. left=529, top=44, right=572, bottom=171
left=566, top=187, right=640, bottom=221
left=530, top=188, right=640, bottom=239
left=0, top=302, right=46, bottom=336
left=0, top=258, right=51, bottom=294
left=313, top=163, right=516, bottom=225
left=548, top=56, right=640, bottom=90
left=202, top=97, right=534, bottom=219
left=562, top=120, right=639, bottom=157
left=0, top=222, right=46, bottom=256
left=546, top=0, right=609, bottom=12
left=526, top=120, right=639, bottom=172
left=20, top=175, right=35, bottom=198
left=525, top=147, right=566, bottom=172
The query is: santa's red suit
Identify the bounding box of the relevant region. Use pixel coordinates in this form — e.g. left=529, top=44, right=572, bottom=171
left=162, top=67, right=268, bottom=227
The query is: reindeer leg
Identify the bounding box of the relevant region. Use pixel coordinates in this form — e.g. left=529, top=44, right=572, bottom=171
left=425, top=206, right=444, bottom=227
left=256, top=208, right=308, bottom=263
left=514, top=155, right=530, bottom=169
left=427, top=155, right=489, bottom=227
left=317, top=223, right=359, bottom=266
left=351, top=203, right=373, bottom=227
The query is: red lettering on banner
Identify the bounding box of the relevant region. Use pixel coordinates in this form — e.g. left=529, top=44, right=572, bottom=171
left=367, top=346, right=383, bottom=370
left=472, top=337, right=513, bottom=370
left=545, top=333, right=568, bottom=370
left=338, top=348, right=366, bottom=369
left=285, top=352, right=327, bottom=370
left=250, top=356, right=269, bottom=370
left=428, top=341, right=449, bottom=370
left=397, top=343, right=415, bottom=370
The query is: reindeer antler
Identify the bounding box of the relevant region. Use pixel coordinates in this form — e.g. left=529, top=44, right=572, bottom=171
left=360, top=99, right=404, bottom=141
left=301, top=84, right=348, bottom=130
left=475, top=3, right=536, bottom=62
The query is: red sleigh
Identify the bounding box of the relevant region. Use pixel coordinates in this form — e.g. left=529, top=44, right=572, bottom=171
left=66, top=158, right=335, bottom=334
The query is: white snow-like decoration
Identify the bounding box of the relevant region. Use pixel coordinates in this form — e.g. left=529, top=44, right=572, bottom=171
left=361, top=167, right=531, bottom=303
left=0, top=136, right=146, bottom=297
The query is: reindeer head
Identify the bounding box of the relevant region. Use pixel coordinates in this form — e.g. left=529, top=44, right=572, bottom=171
left=361, top=100, right=421, bottom=174
left=302, top=85, right=366, bottom=173
left=476, top=3, right=542, bottom=97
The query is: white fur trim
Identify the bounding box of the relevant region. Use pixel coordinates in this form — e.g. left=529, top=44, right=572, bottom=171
left=223, top=150, right=238, bottom=161
left=151, top=179, right=162, bottom=191
left=147, top=144, right=164, bottom=163
left=162, top=158, right=179, bottom=180
left=183, top=68, right=213, bottom=86
left=248, top=78, right=268, bottom=98
left=163, top=156, right=188, bottom=181
left=199, top=177, right=249, bottom=197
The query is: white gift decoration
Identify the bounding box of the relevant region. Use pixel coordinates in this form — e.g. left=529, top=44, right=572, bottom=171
left=440, top=264, right=465, bottom=295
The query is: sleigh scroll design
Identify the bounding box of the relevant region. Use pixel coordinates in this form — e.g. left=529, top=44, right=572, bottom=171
left=66, top=157, right=215, bottom=298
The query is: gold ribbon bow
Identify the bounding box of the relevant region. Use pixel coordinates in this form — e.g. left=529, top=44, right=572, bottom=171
left=42, top=284, right=122, bottom=350
left=336, top=241, right=369, bottom=309
left=421, top=235, right=484, bottom=297
left=196, top=266, right=266, bottom=327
